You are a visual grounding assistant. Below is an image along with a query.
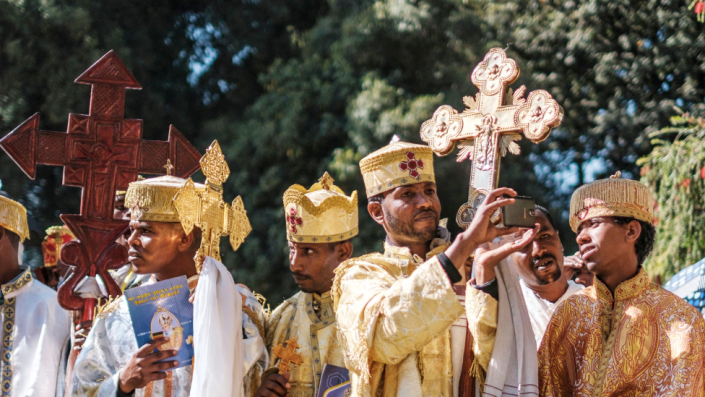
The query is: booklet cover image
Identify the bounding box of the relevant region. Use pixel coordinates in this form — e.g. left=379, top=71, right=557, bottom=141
left=124, top=275, right=194, bottom=370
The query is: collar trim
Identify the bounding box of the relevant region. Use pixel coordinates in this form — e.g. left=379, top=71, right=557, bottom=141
left=2, top=267, right=33, bottom=297
left=595, top=268, right=650, bottom=302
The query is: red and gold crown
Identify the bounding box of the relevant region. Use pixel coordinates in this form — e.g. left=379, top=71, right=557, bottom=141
left=41, top=225, right=75, bottom=267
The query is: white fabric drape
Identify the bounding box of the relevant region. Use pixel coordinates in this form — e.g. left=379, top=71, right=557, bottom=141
left=4, top=270, right=71, bottom=397
left=190, top=257, right=244, bottom=397
left=520, top=279, right=583, bottom=347
left=480, top=256, right=538, bottom=397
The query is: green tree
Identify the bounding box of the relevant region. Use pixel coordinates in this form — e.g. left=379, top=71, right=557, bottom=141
left=0, top=0, right=318, bottom=264
left=490, top=0, right=705, bottom=214
left=215, top=0, right=558, bottom=304
left=639, top=112, right=705, bottom=279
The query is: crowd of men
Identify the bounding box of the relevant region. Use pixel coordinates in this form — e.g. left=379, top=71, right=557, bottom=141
left=1, top=136, right=704, bottom=397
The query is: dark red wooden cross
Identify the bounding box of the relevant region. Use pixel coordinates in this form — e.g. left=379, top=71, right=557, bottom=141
left=0, top=51, right=201, bottom=319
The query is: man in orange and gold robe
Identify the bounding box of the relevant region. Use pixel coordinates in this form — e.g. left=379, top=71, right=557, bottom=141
left=538, top=173, right=705, bottom=396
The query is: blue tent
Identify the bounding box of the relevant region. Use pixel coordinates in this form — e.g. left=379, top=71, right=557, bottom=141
left=664, top=257, right=705, bottom=315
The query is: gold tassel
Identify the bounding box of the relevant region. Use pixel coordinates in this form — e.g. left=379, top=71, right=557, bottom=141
left=470, top=357, right=486, bottom=395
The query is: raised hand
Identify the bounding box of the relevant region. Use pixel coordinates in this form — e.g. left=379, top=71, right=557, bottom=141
left=474, top=226, right=538, bottom=285
left=445, top=188, right=527, bottom=270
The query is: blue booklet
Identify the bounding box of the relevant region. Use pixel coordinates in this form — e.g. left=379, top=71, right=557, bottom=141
left=123, top=275, right=194, bottom=370
left=317, top=364, right=350, bottom=397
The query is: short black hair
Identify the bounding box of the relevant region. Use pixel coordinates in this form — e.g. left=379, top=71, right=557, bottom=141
left=612, top=217, right=656, bottom=266
left=367, top=194, right=383, bottom=205
left=534, top=204, right=557, bottom=231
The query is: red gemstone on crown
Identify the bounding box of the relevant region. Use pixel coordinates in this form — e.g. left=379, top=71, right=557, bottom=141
left=400, top=152, right=424, bottom=179
left=286, top=208, right=303, bottom=234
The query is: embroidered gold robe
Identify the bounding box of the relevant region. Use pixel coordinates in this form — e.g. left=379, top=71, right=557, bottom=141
left=265, top=291, right=345, bottom=397
left=539, top=268, right=705, bottom=396
left=331, top=243, right=465, bottom=397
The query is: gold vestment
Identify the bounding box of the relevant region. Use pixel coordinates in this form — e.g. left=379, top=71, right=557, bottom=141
left=332, top=242, right=465, bottom=397
left=265, top=291, right=345, bottom=397
left=539, top=268, right=705, bottom=396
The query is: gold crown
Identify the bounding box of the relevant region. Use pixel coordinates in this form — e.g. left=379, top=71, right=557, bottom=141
left=359, top=136, right=435, bottom=197
left=42, top=225, right=75, bottom=267
left=173, top=141, right=252, bottom=272
left=125, top=176, right=204, bottom=223
left=569, top=171, right=654, bottom=232
left=283, top=172, right=358, bottom=243
left=0, top=196, right=29, bottom=242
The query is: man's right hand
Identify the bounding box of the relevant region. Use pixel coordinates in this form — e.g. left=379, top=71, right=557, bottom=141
left=446, top=188, right=525, bottom=270
left=254, top=371, right=290, bottom=397
left=118, top=337, right=178, bottom=394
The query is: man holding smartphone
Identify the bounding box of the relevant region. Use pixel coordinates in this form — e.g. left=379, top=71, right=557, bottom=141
left=467, top=204, right=583, bottom=358
left=331, top=137, right=532, bottom=397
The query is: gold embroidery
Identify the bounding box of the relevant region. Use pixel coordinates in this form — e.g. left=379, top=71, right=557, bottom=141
left=569, top=175, right=654, bottom=232
left=0, top=196, right=29, bottom=242
left=0, top=269, right=32, bottom=296
left=359, top=146, right=433, bottom=174
left=538, top=269, right=705, bottom=396
left=1, top=297, right=15, bottom=395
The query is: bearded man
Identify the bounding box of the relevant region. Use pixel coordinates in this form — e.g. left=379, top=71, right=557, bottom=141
left=0, top=195, right=71, bottom=396
left=256, top=172, right=356, bottom=397
left=331, top=138, right=531, bottom=397
left=72, top=170, right=267, bottom=397
left=468, top=205, right=583, bottom=351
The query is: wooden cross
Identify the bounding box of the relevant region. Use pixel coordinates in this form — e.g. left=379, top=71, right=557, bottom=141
left=272, top=338, right=303, bottom=374
left=420, top=48, right=563, bottom=228
left=0, top=50, right=202, bottom=320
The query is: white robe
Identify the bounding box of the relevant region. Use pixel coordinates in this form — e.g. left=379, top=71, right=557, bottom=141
left=2, top=267, right=71, bottom=397
left=519, top=279, right=583, bottom=347
left=71, top=258, right=267, bottom=397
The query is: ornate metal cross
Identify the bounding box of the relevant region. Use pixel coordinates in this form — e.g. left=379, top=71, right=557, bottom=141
left=172, top=141, right=252, bottom=273
left=0, top=50, right=201, bottom=319
left=272, top=338, right=303, bottom=374
left=420, top=48, right=563, bottom=228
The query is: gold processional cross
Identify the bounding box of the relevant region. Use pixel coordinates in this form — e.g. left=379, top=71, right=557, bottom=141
left=420, top=48, right=564, bottom=228
left=272, top=338, right=304, bottom=374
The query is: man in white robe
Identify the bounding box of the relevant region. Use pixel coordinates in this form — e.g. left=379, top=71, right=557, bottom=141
left=468, top=205, right=582, bottom=351
left=0, top=194, right=71, bottom=397
left=72, top=163, right=266, bottom=397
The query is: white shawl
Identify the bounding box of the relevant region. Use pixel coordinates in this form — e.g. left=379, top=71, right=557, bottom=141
left=480, top=256, right=539, bottom=397
left=190, top=257, right=245, bottom=397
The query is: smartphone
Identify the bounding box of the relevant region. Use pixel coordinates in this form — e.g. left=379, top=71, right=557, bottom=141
left=501, top=196, right=536, bottom=228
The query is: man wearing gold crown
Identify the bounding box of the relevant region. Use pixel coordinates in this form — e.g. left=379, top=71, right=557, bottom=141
left=0, top=195, right=71, bottom=397
left=255, top=172, right=356, bottom=397
left=72, top=142, right=268, bottom=397
left=536, top=173, right=705, bottom=396
left=331, top=138, right=530, bottom=397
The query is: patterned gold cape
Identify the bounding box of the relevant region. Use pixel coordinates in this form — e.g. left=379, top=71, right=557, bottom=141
left=331, top=243, right=465, bottom=397
left=538, top=268, right=705, bottom=396
left=265, top=291, right=345, bottom=397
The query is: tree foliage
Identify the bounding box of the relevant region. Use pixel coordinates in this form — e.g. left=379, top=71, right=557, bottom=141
left=639, top=112, right=705, bottom=279
left=491, top=0, right=705, bottom=207
left=2, top=0, right=705, bottom=303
